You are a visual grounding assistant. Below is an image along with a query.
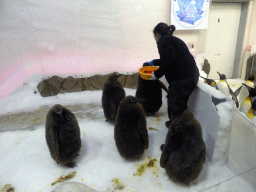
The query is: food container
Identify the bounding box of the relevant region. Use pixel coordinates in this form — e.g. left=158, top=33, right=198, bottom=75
left=138, top=66, right=159, bottom=80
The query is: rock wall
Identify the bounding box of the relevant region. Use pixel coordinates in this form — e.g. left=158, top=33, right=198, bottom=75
left=37, top=73, right=139, bottom=97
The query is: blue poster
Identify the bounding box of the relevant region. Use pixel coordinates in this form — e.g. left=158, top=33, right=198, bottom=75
left=171, top=0, right=210, bottom=30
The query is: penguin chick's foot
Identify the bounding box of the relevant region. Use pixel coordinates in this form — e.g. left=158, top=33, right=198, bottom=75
left=160, top=144, right=165, bottom=151
left=66, top=162, right=77, bottom=168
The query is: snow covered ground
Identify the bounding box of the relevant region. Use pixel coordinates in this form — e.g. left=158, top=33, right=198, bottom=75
left=0, top=80, right=255, bottom=192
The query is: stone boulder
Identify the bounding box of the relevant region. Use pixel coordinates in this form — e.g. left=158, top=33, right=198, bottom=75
left=71, top=78, right=83, bottom=92
left=117, top=75, right=127, bottom=88
left=37, top=80, right=59, bottom=97
left=83, top=74, right=109, bottom=90
left=37, top=73, right=139, bottom=97
left=47, top=76, right=63, bottom=92
left=37, top=80, right=47, bottom=95
left=51, top=75, right=64, bottom=84
left=62, top=76, right=82, bottom=93
left=124, top=73, right=139, bottom=89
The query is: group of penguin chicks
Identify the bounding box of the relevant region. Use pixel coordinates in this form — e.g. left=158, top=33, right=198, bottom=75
left=45, top=69, right=206, bottom=185
left=201, top=72, right=256, bottom=120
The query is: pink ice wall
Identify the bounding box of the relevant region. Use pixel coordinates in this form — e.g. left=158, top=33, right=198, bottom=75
left=0, top=0, right=169, bottom=99
left=0, top=50, right=150, bottom=99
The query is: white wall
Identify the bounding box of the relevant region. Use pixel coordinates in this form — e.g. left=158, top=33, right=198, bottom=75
left=1, top=0, right=256, bottom=99
left=248, top=1, right=256, bottom=46
left=0, top=0, right=171, bottom=98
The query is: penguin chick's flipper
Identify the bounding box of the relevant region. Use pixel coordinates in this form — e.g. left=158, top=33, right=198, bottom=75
left=66, top=162, right=77, bottom=168
left=109, top=97, right=116, bottom=120
left=211, top=96, right=226, bottom=106
left=52, top=127, right=60, bottom=164
left=138, top=118, right=149, bottom=150
left=225, top=81, right=240, bottom=108
left=158, top=80, right=168, bottom=93
left=169, top=149, right=185, bottom=172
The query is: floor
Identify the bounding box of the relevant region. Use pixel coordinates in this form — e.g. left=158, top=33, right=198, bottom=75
left=0, top=79, right=255, bottom=192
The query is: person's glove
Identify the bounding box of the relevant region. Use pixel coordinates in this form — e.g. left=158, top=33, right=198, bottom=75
left=150, top=71, right=157, bottom=80
left=143, top=62, right=150, bottom=67
left=148, top=60, right=154, bottom=66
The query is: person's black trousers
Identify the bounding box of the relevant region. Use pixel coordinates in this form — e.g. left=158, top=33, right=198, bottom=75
left=167, top=73, right=199, bottom=121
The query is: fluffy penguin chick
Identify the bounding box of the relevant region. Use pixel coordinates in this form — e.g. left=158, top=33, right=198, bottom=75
left=45, top=104, right=81, bottom=168
left=135, top=74, right=168, bottom=116
left=202, top=59, right=210, bottom=78
left=160, top=110, right=206, bottom=184
left=102, top=72, right=126, bottom=123
left=114, top=96, right=149, bottom=160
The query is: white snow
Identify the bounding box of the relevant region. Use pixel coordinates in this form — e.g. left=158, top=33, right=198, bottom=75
left=0, top=82, right=255, bottom=192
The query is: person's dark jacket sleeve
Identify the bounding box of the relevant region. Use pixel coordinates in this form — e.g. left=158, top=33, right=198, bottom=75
left=153, top=38, right=176, bottom=79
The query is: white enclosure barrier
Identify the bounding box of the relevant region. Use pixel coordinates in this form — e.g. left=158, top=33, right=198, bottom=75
left=187, top=81, right=255, bottom=189
left=227, top=110, right=256, bottom=189
left=187, top=81, right=235, bottom=165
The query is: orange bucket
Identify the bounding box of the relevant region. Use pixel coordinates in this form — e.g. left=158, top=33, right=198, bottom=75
left=138, top=66, right=159, bottom=80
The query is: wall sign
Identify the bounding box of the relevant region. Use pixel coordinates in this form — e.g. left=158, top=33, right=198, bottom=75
left=171, top=0, right=210, bottom=30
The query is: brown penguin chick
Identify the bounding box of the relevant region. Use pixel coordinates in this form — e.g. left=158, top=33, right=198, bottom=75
left=135, top=73, right=168, bottom=116
left=160, top=110, right=206, bottom=184
left=45, top=104, right=81, bottom=168
left=102, top=72, right=126, bottom=123
left=114, top=96, right=149, bottom=160
left=202, top=59, right=210, bottom=78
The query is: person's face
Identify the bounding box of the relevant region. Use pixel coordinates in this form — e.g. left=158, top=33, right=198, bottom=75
left=154, top=33, right=161, bottom=42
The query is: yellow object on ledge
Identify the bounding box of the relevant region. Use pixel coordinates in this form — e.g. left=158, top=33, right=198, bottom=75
left=138, top=66, right=159, bottom=80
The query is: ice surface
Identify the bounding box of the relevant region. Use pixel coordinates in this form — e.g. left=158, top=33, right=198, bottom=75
left=0, top=81, right=255, bottom=192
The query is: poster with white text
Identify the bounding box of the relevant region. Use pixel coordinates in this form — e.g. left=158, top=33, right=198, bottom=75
left=171, top=0, right=210, bottom=30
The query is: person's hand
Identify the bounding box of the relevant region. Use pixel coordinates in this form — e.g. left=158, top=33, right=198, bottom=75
left=143, top=62, right=150, bottom=67
left=148, top=60, right=154, bottom=66
left=150, top=71, right=157, bottom=80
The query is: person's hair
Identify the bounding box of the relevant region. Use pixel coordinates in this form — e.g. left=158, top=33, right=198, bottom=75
left=153, top=23, right=176, bottom=36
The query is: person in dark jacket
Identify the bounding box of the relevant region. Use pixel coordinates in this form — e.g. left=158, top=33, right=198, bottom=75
left=147, top=22, right=199, bottom=128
